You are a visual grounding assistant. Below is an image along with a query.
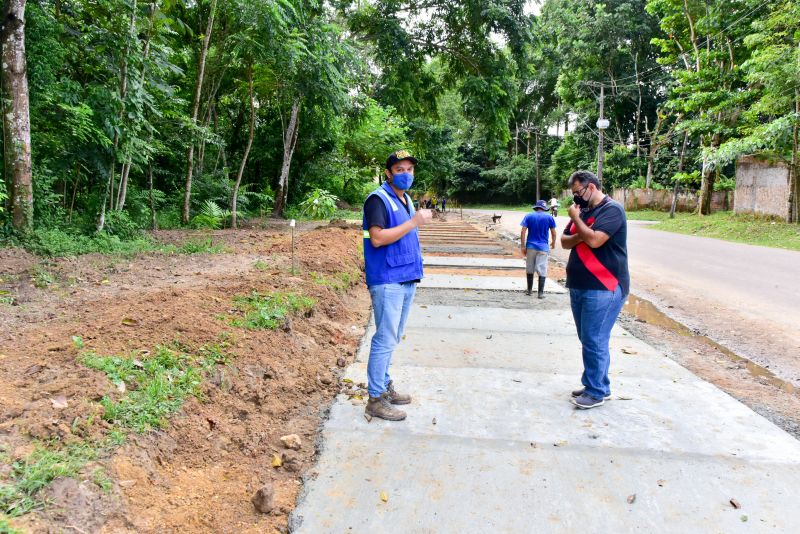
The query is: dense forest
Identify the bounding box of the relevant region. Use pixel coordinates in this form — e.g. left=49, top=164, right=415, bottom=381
left=1, top=0, right=798, bottom=246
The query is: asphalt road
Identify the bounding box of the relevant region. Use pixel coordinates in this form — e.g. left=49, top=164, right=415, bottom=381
left=464, top=209, right=800, bottom=384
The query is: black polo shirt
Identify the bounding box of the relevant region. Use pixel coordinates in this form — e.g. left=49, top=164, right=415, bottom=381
left=564, top=196, right=629, bottom=295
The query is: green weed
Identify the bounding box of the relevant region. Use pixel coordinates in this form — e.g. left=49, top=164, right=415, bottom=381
left=0, top=515, right=21, bottom=534
left=81, top=346, right=205, bottom=433
left=0, top=441, right=97, bottom=517
left=310, top=271, right=357, bottom=293
left=92, top=468, right=113, bottom=493
left=253, top=259, right=269, bottom=271
left=22, top=228, right=158, bottom=257
left=0, top=291, right=14, bottom=306
left=176, top=238, right=225, bottom=255
left=228, top=291, right=315, bottom=330
left=30, top=265, right=56, bottom=289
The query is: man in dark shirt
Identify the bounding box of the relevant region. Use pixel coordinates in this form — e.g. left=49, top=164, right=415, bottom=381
left=560, top=170, right=629, bottom=409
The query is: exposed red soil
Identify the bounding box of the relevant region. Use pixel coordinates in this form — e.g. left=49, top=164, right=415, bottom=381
left=0, top=222, right=371, bottom=533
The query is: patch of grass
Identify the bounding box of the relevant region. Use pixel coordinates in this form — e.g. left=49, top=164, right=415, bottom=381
left=22, top=228, right=158, bottom=257
left=0, top=441, right=98, bottom=517
left=228, top=291, right=315, bottom=330
left=310, top=271, right=357, bottom=293
left=253, top=259, right=269, bottom=271
left=80, top=345, right=211, bottom=433
left=0, top=515, right=22, bottom=534
left=91, top=468, right=113, bottom=493
left=0, top=291, right=14, bottom=306
left=624, top=210, right=673, bottom=221
left=30, top=265, right=56, bottom=289
left=175, top=238, right=225, bottom=255
left=649, top=211, right=800, bottom=251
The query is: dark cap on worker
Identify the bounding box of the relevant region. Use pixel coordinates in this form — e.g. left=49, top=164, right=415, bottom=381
left=533, top=200, right=548, bottom=211
left=385, top=150, right=418, bottom=170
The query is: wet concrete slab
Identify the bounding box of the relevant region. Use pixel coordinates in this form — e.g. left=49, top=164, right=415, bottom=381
left=421, top=244, right=508, bottom=255
left=420, top=273, right=567, bottom=293
left=423, top=255, right=526, bottom=269
left=292, top=301, right=800, bottom=533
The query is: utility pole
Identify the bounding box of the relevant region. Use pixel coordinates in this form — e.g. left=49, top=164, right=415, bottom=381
left=596, top=85, right=608, bottom=188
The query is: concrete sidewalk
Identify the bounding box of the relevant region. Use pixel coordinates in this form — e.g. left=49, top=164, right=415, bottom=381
left=292, top=304, right=800, bottom=533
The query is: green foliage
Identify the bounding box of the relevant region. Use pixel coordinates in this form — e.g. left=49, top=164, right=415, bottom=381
left=177, top=238, right=225, bottom=255
left=310, top=271, right=357, bottom=293
left=0, top=516, right=22, bottom=534
left=299, top=189, right=339, bottom=220
left=22, top=229, right=157, bottom=257
left=191, top=201, right=231, bottom=230
left=80, top=341, right=229, bottom=433
left=228, top=291, right=315, bottom=330
left=0, top=441, right=97, bottom=517
left=651, top=212, right=800, bottom=251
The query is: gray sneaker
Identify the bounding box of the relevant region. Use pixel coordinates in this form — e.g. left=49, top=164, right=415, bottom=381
left=386, top=381, right=411, bottom=405
left=365, top=394, right=407, bottom=421
left=572, top=393, right=605, bottom=409
left=571, top=388, right=611, bottom=400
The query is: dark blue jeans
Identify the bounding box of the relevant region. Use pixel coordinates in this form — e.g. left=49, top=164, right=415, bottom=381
left=569, top=287, right=626, bottom=399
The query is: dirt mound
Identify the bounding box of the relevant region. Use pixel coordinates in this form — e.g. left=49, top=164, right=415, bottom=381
left=0, top=226, right=370, bottom=533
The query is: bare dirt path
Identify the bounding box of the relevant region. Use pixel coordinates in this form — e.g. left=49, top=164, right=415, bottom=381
left=464, top=209, right=800, bottom=387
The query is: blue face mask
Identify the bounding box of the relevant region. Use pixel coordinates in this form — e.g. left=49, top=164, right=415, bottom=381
left=391, top=172, right=414, bottom=190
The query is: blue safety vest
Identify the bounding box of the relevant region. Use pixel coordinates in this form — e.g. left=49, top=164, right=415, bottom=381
left=362, top=182, right=424, bottom=287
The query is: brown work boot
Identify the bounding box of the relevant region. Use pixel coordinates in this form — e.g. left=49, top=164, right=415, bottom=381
left=386, top=381, right=412, bottom=405
left=365, top=394, right=407, bottom=421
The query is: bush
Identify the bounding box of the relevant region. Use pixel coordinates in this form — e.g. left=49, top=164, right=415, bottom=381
left=23, top=228, right=156, bottom=257
left=298, top=189, right=338, bottom=220
left=102, top=210, right=143, bottom=240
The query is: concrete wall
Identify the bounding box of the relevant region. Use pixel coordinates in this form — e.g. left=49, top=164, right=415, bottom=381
left=734, top=156, right=789, bottom=219
left=608, top=188, right=733, bottom=213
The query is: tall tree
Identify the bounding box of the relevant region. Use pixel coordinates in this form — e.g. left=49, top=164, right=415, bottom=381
left=1, top=0, right=33, bottom=232
left=182, top=0, right=216, bottom=224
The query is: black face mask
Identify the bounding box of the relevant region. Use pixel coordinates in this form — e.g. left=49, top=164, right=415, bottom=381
left=573, top=185, right=590, bottom=208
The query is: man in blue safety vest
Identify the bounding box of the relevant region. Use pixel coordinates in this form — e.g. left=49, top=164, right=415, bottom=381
left=362, top=150, right=433, bottom=421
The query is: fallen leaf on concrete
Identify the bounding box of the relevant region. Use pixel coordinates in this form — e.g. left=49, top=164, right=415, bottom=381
left=740, top=515, right=748, bottom=522
left=511, top=379, right=522, bottom=383
left=620, top=348, right=637, bottom=355
left=420, top=305, right=428, bottom=308
left=553, top=441, right=567, bottom=447
left=50, top=395, right=68, bottom=409
left=730, top=498, right=741, bottom=509
left=657, top=479, right=665, bottom=487
left=616, top=396, right=633, bottom=401
left=342, top=378, right=353, bottom=384
left=627, top=494, right=636, bottom=504
left=271, top=454, right=283, bottom=468
left=380, top=491, right=388, bottom=503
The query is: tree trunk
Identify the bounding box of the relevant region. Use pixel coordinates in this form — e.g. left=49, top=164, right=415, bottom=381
left=534, top=131, right=540, bottom=200
left=116, top=2, right=157, bottom=213
left=699, top=133, right=718, bottom=215
left=670, top=131, right=689, bottom=218
left=98, top=0, right=137, bottom=230
left=231, top=66, right=255, bottom=229
left=68, top=162, right=79, bottom=223
left=272, top=98, right=300, bottom=217
left=789, top=90, right=799, bottom=223
left=182, top=0, right=216, bottom=224
left=148, top=161, right=157, bottom=230
left=1, top=0, right=33, bottom=232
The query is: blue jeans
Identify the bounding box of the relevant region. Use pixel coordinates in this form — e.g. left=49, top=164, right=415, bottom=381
left=367, top=282, right=417, bottom=398
left=569, top=287, right=626, bottom=399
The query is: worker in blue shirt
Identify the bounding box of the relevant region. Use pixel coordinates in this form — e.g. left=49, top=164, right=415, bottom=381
left=362, top=150, right=433, bottom=421
left=520, top=200, right=557, bottom=298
